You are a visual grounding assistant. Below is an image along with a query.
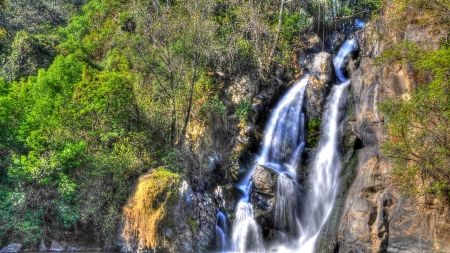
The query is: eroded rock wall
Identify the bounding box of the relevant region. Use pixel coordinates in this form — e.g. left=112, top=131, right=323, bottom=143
left=330, top=17, right=450, bottom=253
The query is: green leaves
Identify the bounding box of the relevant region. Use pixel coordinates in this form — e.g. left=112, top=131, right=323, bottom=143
left=380, top=42, right=450, bottom=202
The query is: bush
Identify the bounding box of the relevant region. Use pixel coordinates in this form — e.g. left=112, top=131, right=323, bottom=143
left=379, top=42, right=450, bottom=202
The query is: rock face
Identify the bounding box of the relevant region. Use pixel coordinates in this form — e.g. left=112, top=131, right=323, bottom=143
left=119, top=180, right=216, bottom=253
left=0, top=244, right=22, bottom=253
left=320, top=15, right=450, bottom=253
left=250, top=165, right=279, bottom=233
left=165, top=180, right=217, bottom=253
left=325, top=31, right=346, bottom=53
left=305, top=52, right=335, bottom=121
left=214, top=183, right=244, bottom=212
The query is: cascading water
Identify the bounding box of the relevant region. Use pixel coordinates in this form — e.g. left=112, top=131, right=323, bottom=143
left=333, top=39, right=356, bottom=83
left=295, top=81, right=350, bottom=252
left=215, top=211, right=227, bottom=252
left=221, top=39, right=355, bottom=253
left=229, top=76, right=310, bottom=253
left=290, top=39, right=354, bottom=253
left=231, top=201, right=265, bottom=252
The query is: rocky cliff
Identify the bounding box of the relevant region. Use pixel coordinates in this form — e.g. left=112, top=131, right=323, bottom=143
left=324, top=11, right=450, bottom=253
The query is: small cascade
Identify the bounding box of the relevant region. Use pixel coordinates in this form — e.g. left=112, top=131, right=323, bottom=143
left=257, top=76, right=309, bottom=180
left=231, top=202, right=265, bottom=253
left=275, top=173, right=299, bottom=236
left=333, top=38, right=356, bottom=83
left=215, top=211, right=227, bottom=252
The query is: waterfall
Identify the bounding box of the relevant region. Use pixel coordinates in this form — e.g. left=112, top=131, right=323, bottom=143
left=293, top=40, right=354, bottom=252
left=257, top=76, right=309, bottom=180
left=231, top=201, right=265, bottom=253
left=225, top=38, right=355, bottom=253
left=333, top=38, right=355, bottom=83
left=296, top=81, right=350, bottom=252
left=229, top=76, right=309, bottom=252
left=215, top=211, right=227, bottom=252
left=275, top=173, right=299, bottom=236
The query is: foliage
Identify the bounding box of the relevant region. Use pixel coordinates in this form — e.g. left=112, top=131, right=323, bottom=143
left=307, top=117, right=322, bottom=147
left=379, top=42, right=450, bottom=201
left=236, top=100, right=252, bottom=123
left=187, top=217, right=198, bottom=232
left=122, top=168, right=181, bottom=250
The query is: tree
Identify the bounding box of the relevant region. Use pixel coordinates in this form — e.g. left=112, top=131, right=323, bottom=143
left=380, top=42, right=450, bottom=201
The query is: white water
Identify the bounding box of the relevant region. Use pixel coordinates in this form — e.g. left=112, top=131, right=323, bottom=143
left=333, top=38, right=355, bottom=83
left=290, top=39, right=354, bottom=253
left=222, top=39, right=355, bottom=253
left=295, top=81, right=350, bottom=252
left=231, top=201, right=265, bottom=253
left=229, top=76, right=310, bottom=252
left=216, top=211, right=228, bottom=252
left=275, top=173, right=299, bottom=236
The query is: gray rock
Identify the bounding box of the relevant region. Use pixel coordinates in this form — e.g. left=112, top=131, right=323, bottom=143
left=331, top=21, right=450, bottom=253
left=214, top=183, right=244, bottom=212
left=305, top=52, right=334, bottom=121
left=49, top=240, right=67, bottom=252
left=325, top=31, right=346, bottom=53
left=250, top=165, right=280, bottom=233
left=252, top=165, right=279, bottom=195
left=0, top=244, right=22, bottom=253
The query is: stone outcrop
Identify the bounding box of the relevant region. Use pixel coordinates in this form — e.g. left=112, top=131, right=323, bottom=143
left=119, top=180, right=216, bottom=253
left=214, top=183, right=244, bottom=212
left=305, top=52, right=335, bottom=121
left=250, top=165, right=279, bottom=233
left=0, top=244, right=22, bottom=253
left=325, top=31, right=347, bottom=53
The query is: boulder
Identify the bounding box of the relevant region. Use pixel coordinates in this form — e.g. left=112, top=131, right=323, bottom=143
left=252, top=165, right=279, bottom=195
left=251, top=165, right=280, bottom=232
left=214, top=183, right=244, bottom=212
left=225, top=75, right=260, bottom=106
left=0, top=244, right=22, bottom=253
left=305, top=52, right=335, bottom=121
left=49, top=240, right=67, bottom=251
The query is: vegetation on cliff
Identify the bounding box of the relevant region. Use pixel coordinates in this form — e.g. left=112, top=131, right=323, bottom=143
left=378, top=0, right=450, bottom=201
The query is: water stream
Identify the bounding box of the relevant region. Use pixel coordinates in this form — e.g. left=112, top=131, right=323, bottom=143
left=219, top=39, right=355, bottom=253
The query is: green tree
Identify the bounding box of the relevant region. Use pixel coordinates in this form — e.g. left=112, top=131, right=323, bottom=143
left=380, top=43, right=450, bottom=201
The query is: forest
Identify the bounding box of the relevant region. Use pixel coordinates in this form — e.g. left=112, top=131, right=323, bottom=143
left=0, top=0, right=449, bottom=252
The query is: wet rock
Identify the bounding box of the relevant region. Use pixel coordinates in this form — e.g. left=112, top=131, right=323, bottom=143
left=250, top=165, right=280, bottom=232
left=207, top=154, right=222, bottom=173
left=0, top=244, right=22, bottom=253
left=325, top=31, right=346, bottom=53
left=50, top=240, right=67, bottom=251
left=214, top=183, right=244, bottom=212
left=230, top=162, right=249, bottom=182
left=305, top=52, right=334, bottom=121
left=252, top=165, right=279, bottom=195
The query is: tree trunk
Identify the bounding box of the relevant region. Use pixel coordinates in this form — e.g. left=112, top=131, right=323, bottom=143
left=178, top=53, right=198, bottom=150
left=269, top=0, right=286, bottom=65
left=170, top=97, right=176, bottom=148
